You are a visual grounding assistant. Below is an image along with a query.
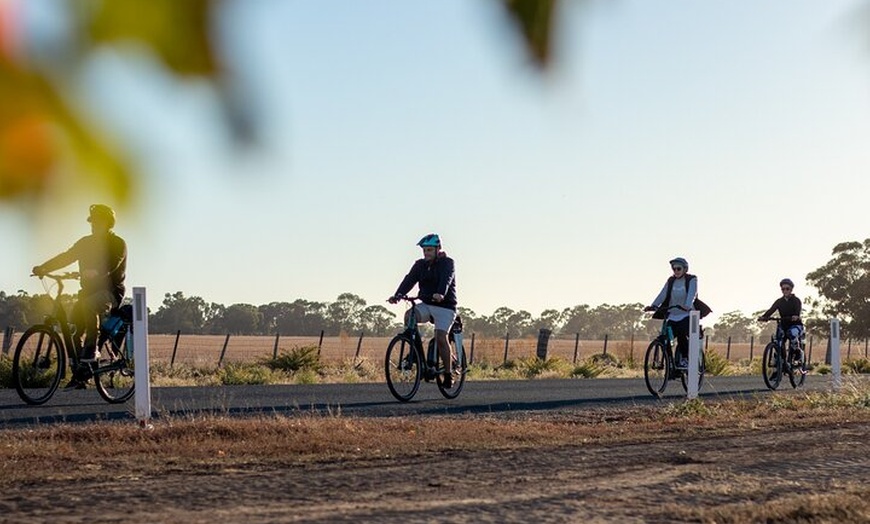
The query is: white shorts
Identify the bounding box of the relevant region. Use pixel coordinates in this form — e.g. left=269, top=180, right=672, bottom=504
left=413, top=303, right=457, bottom=332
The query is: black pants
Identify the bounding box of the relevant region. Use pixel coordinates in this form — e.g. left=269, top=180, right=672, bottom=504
left=667, top=317, right=690, bottom=361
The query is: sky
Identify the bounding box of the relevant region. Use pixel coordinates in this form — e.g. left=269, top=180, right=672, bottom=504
left=2, top=0, right=870, bottom=325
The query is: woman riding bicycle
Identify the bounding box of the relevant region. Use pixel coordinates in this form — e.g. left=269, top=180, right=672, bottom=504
left=388, top=233, right=457, bottom=387
left=757, top=278, right=804, bottom=362
left=644, top=257, right=697, bottom=369
left=31, top=204, right=127, bottom=372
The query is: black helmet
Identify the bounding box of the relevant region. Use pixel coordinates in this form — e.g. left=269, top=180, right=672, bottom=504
left=780, top=278, right=794, bottom=288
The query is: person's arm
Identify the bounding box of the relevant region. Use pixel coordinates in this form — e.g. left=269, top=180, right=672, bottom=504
left=758, top=299, right=780, bottom=320
left=685, top=276, right=698, bottom=310
left=648, top=282, right=668, bottom=309
left=393, top=261, right=421, bottom=297
left=433, top=258, right=455, bottom=302
left=32, top=241, right=80, bottom=276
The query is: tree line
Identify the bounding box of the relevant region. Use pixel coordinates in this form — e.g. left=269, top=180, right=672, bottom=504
left=3, top=239, right=870, bottom=340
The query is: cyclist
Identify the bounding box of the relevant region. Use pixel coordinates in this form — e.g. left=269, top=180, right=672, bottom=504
left=32, top=204, right=127, bottom=378
left=644, top=257, right=697, bottom=369
left=388, top=233, right=458, bottom=387
left=758, top=278, right=804, bottom=363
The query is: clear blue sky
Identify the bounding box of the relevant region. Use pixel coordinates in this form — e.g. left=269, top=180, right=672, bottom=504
left=3, top=0, right=869, bottom=324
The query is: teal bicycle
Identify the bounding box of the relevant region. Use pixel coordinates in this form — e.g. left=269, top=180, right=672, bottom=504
left=643, top=306, right=706, bottom=398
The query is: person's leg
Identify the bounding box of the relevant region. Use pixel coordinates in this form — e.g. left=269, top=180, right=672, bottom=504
left=430, top=306, right=458, bottom=385
left=77, top=291, right=114, bottom=361
left=670, top=318, right=690, bottom=366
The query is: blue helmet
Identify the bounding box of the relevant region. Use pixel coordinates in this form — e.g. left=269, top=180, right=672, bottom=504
left=417, top=233, right=441, bottom=248
left=669, top=257, right=688, bottom=270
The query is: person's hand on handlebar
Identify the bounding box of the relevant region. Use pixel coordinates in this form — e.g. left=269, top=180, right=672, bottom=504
left=32, top=265, right=46, bottom=277
left=643, top=305, right=657, bottom=312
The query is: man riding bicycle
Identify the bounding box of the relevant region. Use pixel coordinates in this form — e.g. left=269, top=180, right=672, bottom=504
left=389, top=233, right=458, bottom=387
left=644, top=257, right=697, bottom=369
left=758, top=278, right=804, bottom=362
left=32, top=204, right=127, bottom=380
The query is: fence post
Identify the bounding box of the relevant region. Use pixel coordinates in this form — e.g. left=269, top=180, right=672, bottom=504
left=865, top=339, right=868, bottom=359
left=831, top=318, right=841, bottom=390
left=749, top=336, right=754, bottom=361
left=629, top=333, right=634, bottom=363
left=354, top=331, right=364, bottom=361
left=573, top=333, right=580, bottom=364
left=705, top=335, right=709, bottom=350
left=1, top=326, right=13, bottom=355
left=273, top=332, right=280, bottom=359
left=726, top=336, right=731, bottom=360
left=218, top=333, right=231, bottom=368
left=808, top=335, right=814, bottom=363
left=317, top=329, right=325, bottom=357
left=470, top=333, right=476, bottom=364
left=847, top=339, right=852, bottom=360
left=536, top=328, right=552, bottom=360
left=602, top=334, right=609, bottom=356
left=170, top=329, right=181, bottom=368
left=503, top=332, right=510, bottom=365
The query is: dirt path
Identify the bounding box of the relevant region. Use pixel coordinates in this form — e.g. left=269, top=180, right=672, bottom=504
left=3, top=422, right=867, bottom=523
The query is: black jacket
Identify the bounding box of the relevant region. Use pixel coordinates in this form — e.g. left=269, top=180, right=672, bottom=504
left=761, top=295, right=803, bottom=329
left=395, top=253, right=457, bottom=310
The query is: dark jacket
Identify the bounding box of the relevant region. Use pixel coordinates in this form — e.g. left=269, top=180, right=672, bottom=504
left=761, top=295, right=802, bottom=329
left=394, top=252, right=457, bottom=311
left=41, top=231, right=127, bottom=302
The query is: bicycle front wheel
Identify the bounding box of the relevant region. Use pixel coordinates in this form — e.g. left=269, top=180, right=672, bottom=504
left=385, top=335, right=421, bottom=402
left=436, top=339, right=468, bottom=400
left=94, top=334, right=135, bottom=404
left=762, top=342, right=782, bottom=390
left=12, top=325, right=65, bottom=405
left=644, top=339, right=670, bottom=398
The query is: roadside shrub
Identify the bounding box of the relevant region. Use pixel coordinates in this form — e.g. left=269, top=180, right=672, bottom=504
left=263, top=345, right=321, bottom=373
left=662, top=398, right=711, bottom=417
left=508, top=356, right=572, bottom=379
left=815, top=364, right=832, bottom=375
left=572, top=360, right=604, bottom=379
left=149, top=362, right=220, bottom=386
left=590, top=353, right=620, bottom=368
left=704, top=351, right=731, bottom=376
left=0, top=356, right=13, bottom=388
left=845, top=358, right=870, bottom=374
left=218, top=363, right=276, bottom=385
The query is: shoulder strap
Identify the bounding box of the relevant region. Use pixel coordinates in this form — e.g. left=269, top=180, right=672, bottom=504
left=665, top=274, right=695, bottom=306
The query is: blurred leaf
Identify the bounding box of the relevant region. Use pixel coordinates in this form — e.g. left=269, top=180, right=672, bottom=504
left=0, top=57, right=132, bottom=204
left=82, top=0, right=218, bottom=76
left=502, top=0, right=558, bottom=68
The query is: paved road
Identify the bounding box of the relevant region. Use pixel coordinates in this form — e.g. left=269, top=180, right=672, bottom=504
left=0, top=375, right=835, bottom=427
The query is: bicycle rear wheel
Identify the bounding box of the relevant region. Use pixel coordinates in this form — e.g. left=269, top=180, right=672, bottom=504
left=787, top=340, right=807, bottom=389
left=762, top=342, right=782, bottom=390
left=385, top=335, right=421, bottom=402
left=644, top=339, right=670, bottom=398
left=436, top=339, right=467, bottom=400
left=680, top=350, right=706, bottom=393
left=94, top=334, right=135, bottom=403
left=12, top=325, right=65, bottom=405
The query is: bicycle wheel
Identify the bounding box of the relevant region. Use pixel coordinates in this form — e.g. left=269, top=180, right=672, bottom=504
left=94, top=334, right=135, bottom=403
left=436, top=339, right=467, bottom=400
left=385, top=335, right=421, bottom=402
left=12, top=325, right=65, bottom=405
left=644, top=339, right=670, bottom=398
left=762, top=342, right=782, bottom=390
left=680, top=350, right=706, bottom=393
left=787, top=340, right=807, bottom=389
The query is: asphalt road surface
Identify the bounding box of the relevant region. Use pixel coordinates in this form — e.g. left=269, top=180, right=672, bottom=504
left=0, top=375, right=834, bottom=427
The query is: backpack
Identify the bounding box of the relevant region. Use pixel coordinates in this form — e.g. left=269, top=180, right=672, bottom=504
left=652, top=274, right=712, bottom=319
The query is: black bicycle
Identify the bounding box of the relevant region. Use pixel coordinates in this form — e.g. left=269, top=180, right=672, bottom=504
left=12, top=272, right=135, bottom=405
left=760, top=318, right=807, bottom=390
left=384, top=296, right=467, bottom=402
left=644, top=306, right=706, bottom=398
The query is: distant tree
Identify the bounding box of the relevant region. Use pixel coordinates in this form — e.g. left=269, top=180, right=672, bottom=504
left=325, top=293, right=367, bottom=335
left=538, top=308, right=566, bottom=332
left=213, top=303, right=260, bottom=335
left=149, top=292, right=211, bottom=334
left=358, top=305, right=398, bottom=336
left=712, top=311, right=758, bottom=343
left=806, top=239, right=870, bottom=339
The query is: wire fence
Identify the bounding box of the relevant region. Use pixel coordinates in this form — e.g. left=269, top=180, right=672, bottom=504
left=4, top=327, right=868, bottom=368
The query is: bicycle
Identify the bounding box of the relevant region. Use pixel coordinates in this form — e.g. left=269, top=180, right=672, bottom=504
left=760, top=318, right=807, bottom=390
left=643, top=305, right=706, bottom=398
left=384, top=296, right=467, bottom=402
left=12, top=272, right=136, bottom=405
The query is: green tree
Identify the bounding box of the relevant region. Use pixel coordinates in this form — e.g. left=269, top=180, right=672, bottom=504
left=712, top=311, right=758, bottom=343
left=358, top=305, right=398, bottom=336
left=149, top=291, right=211, bottom=334
left=806, top=239, right=870, bottom=339
left=213, top=303, right=261, bottom=335
left=325, top=293, right=367, bottom=335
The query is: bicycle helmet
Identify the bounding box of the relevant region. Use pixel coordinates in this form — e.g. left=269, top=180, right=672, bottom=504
left=417, top=233, right=441, bottom=248
left=88, top=204, right=116, bottom=228
left=780, top=278, right=794, bottom=288
left=669, top=257, right=688, bottom=270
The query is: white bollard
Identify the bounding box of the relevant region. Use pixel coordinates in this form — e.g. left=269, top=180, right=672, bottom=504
left=830, top=318, right=841, bottom=391
left=132, top=287, right=152, bottom=426
left=687, top=310, right=701, bottom=399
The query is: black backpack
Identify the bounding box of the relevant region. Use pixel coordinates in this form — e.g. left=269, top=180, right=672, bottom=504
left=653, top=274, right=712, bottom=319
